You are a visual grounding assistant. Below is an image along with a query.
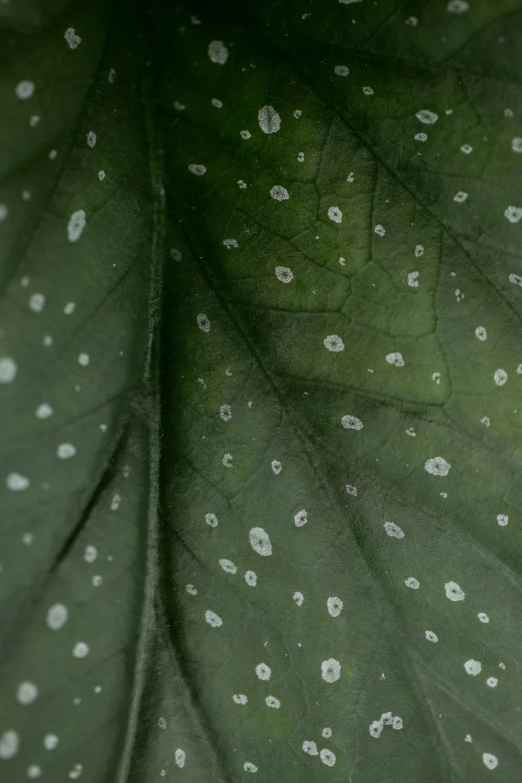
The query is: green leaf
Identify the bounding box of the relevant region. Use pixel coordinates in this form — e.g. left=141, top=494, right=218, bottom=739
left=2, top=0, right=522, bottom=781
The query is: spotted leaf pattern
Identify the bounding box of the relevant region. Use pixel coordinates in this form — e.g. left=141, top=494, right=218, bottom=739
left=1, top=0, right=522, bottom=781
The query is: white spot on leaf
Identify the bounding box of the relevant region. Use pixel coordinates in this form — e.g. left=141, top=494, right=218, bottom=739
left=255, top=663, right=271, bottom=680
left=384, top=521, right=405, bottom=539
left=188, top=164, right=207, bottom=176
left=197, top=313, right=210, bottom=332
left=327, top=597, right=343, bottom=617
left=270, top=185, right=289, bottom=201
left=320, top=749, right=336, bottom=767
left=219, top=404, right=232, bottom=421
left=275, top=266, right=293, bottom=283
left=15, top=81, right=35, bottom=100
left=28, top=293, right=45, bottom=313
left=208, top=40, right=229, bottom=64
left=447, top=0, right=469, bottom=12
left=324, top=334, right=344, bottom=352
left=341, top=414, right=363, bottom=430
left=258, top=105, right=281, bottom=134
left=245, top=570, right=257, bottom=586
left=322, top=728, right=332, bottom=738
left=249, top=527, right=272, bottom=556
left=84, top=545, right=97, bottom=563
left=494, top=369, right=507, bottom=386
left=0, top=357, right=17, bottom=383
left=505, top=206, right=522, bottom=223
left=445, top=581, right=465, bottom=601
left=416, top=109, right=438, bottom=125
left=43, top=734, right=59, bottom=750
left=219, top=559, right=237, bottom=574
left=57, top=443, right=76, bottom=459
left=328, top=206, right=342, bottom=223
left=67, top=210, right=86, bottom=242
left=6, top=472, right=30, bottom=491
left=294, top=509, right=308, bottom=527
left=205, top=610, right=222, bottom=628
left=17, top=682, right=38, bottom=705
left=464, top=659, right=482, bottom=675
left=386, top=352, right=405, bottom=367
left=0, top=730, right=20, bottom=759
left=454, top=191, right=468, bottom=203
left=321, top=658, right=341, bottom=683
left=424, top=457, right=451, bottom=476
left=482, top=753, right=498, bottom=770
left=46, top=603, right=68, bottom=630
left=64, top=27, right=81, bottom=48
left=369, top=712, right=403, bottom=738
left=72, top=642, right=89, bottom=658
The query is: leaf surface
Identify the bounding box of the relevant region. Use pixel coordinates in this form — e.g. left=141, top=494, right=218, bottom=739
left=2, top=1, right=522, bottom=781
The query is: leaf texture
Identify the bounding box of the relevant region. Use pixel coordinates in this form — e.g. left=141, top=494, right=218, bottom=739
left=2, top=1, right=522, bottom=781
